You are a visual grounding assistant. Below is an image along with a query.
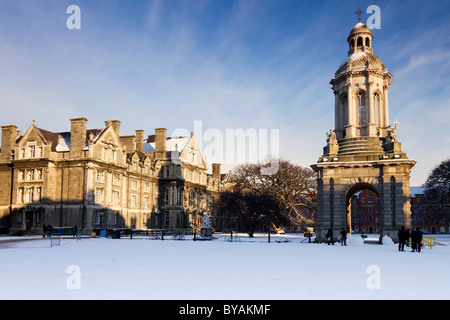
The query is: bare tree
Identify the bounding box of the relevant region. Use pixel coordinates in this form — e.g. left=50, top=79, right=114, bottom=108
left=421, top=158, right=450, bottom=221
left=231, top=158, right=317, bottom=228
left=215, top=190, right=281, bottom=237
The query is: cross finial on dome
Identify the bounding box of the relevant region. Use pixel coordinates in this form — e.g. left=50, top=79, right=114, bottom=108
left=355, top=8, right=363, bottom=22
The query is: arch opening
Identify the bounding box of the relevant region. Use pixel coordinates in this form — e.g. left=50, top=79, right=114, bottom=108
left=345, top=183, right=381, bottom=236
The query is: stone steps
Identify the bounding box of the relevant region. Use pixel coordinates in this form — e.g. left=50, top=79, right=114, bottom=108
left=338, top=137, right=384, bottom=156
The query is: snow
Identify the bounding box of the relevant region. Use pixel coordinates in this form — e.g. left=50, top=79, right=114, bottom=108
left=1, top=233, right=450, bottom=300
left=382, top=235, right=395, bottom=245
left=340, top=51, right=367, bottom=67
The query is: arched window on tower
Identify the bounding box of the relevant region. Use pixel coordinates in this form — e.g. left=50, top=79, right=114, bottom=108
left=373, top=92, right=381, bottom=126
left=365, top=37, right=370, bottom=47
left=350, top=39, right=355, bottom=50
left=356, top=91, right=367, bottom=126
left=357, top=37, right=363, bottom=47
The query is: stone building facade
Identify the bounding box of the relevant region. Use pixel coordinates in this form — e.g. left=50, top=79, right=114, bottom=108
left=350, top=189, right=380, bottom=234
left=0, top=118, right=231, bottom=234
left=311, top=22, right=416, bottom=242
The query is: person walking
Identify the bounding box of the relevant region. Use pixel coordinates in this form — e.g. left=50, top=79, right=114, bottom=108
left=411, top=227, right=423, bottom=253
left=340, top=228, right=347, bottom=246
left=326, top=227, right=334, bottom=245
left=46, top=224, right=53, bottom=238
left=397, top=226, right=407, bottom=251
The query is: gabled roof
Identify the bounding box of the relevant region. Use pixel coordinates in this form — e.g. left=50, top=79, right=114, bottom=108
left=22, top=125, right=108, bottom=152
left=144, top=135, right=190, bottom=152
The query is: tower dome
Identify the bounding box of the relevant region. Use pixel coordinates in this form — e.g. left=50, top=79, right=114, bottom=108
left=347, top=22, right=373, bottom=54
left=348, top=22, right=372, bottom=38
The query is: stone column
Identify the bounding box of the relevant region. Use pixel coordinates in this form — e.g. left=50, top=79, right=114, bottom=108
left=383, top=85, right=390, bottom=130
left=367, top=80, right=377, bottom=136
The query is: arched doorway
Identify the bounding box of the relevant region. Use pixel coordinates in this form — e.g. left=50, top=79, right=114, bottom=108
left=345, top=183, right=381, bottom=235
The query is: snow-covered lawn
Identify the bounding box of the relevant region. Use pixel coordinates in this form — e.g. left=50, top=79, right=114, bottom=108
left=1, top=233, right=449, bottom=300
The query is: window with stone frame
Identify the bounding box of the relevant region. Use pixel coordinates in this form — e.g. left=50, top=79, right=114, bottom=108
left=26, top=187, right=34, bottom=202
left=27, top=169, right=34, bottom=181
left=36, top=187, right=42, bottom=202
left=131, top=179, right=138, bottom=190
left=96, top=170, right=104, bottom=182
left=29, top=145, right=36, bottom=158
left=112, top=190, right=120, bottom=206
left=111, top=211, right=118, bottom=225
left=36, top=169, right=43, bottom=180
left=18, top=188, right=24, bottom=204
left=94, top=210, right=101, bottom=225
left=95, top=188, right=104, bottom=204
left=131, top=194, right=137, bottom=208
left=113, top=173, right=120, bottom=186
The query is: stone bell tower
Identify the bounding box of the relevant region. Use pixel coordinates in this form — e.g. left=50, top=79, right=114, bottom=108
left=311, top=21, right=416, bottom=243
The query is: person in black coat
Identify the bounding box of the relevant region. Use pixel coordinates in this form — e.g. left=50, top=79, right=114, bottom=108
left=326, top=227, right=334, bottom=245
left=405, top=228, right=411, bottom=247
left=340, top=228, right=348, bottom=246
left=397, top=226, right=407, bottom=251
left=411, top=227, right=423, bottom=252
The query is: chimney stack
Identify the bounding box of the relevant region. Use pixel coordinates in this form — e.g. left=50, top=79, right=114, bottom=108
left=105, top=120, right=121, bottom=137
left=155, top=128, right=167, bottom=159
left=0, top=125, right=18, bottom=161
left=212, top=163, right=221, bottom=182
left=69, top=117, right=87, bottom=158
left=135, top=129, right=144, bottom=152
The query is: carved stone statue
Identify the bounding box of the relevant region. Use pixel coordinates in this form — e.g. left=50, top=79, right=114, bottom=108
left=386, top=124, right=397, bottom=143
left=202, top=213, right=211, bottom=228
left=324, top=129, right=339, bottom=156
left=326, top=129, right=338, bottom=145
left=200, top=213, right=213, bottom=238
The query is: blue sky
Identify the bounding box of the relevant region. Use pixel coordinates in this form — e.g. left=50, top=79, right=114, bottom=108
left=0, top=0, right=449, bottom=186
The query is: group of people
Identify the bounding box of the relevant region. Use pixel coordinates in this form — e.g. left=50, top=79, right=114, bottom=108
left=325, top=227, right=348, bottom=246
left=42, top=224, right=53, bottom=238
left=325, top=226, right=424, bottom=251
left=398, top=226, right=423, bottom=252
